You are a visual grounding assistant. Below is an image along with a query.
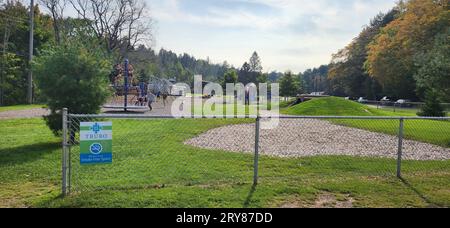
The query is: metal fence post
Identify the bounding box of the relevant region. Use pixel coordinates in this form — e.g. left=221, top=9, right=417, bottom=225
left=397, top=118, right=404, bottom=178
left=124, top=59, right=129, bottom=112
left=62, top=108, right=68, bottom=196
left=253, top=117, right=261, bottom=186
left=68, top=125, right=72, bottom=194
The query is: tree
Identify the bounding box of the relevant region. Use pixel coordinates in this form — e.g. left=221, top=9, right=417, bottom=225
left=40, top=0, right=66, bottom=44
left=238, top=62, right=252, bottom=85
left=249, top=51, right=262, bottom=73
left=33, top=43, right=111, bottom=135
left=279, top=71, right=300, bottom=98
left=365, top=0, right=448, bottom=100
left=301, top=65, right=328, bottom=94
left=150, top=48, right=229, bottom=84
left=417, top=91, right=445, bottom=117
left=69, top=0, right=153, bottom=57
left=0, top=53, right=22, bottom=105
left=257, top=72, right=268, bottom=84
left=238, top=52, right=264, bottom=85
left=223, top=69, right=238, bottom=85
left=328, top=9, right=398, bottom=99
left=268, top=71, right=282, bottom=82
left=414, top=31, right=450, bottom=102
left=0, top=1, right=53, bottom=105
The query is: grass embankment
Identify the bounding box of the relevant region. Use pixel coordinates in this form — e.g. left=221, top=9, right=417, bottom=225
left=0, top=104, right=46, bottom=113
left=0, top=118, right=449, bottom=208
left=281, top=97, right=450, bottom=147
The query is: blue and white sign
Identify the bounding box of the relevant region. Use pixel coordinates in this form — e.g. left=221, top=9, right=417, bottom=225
left=80, top=122, right=113, bottom=165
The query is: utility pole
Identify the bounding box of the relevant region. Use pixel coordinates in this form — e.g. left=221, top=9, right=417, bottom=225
left=27, top=0, right=34, bottom=104
left=1, top=25, right=8, bottom=106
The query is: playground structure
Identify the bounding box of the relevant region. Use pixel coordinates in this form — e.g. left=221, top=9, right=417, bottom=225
left=104, top=59, right=184, bottom=112
left=104, top=59, right=147, bottom=111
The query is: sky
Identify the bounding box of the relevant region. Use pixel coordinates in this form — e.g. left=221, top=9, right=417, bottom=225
left=145, top=0, right=397, bottom=73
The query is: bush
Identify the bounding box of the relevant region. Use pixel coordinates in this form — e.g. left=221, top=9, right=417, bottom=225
left=33, top=44, right=111, bottom=135
left=418, top=91, right=446, bottom=117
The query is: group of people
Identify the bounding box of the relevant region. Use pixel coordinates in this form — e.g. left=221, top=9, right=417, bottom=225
left=132, top=82, right=171, bottom=111
left=135, top=90, right=168, bottom=111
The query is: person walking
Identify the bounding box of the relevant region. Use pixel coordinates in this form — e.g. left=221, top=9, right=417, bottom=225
left=147, top=92, right=156, bottom=111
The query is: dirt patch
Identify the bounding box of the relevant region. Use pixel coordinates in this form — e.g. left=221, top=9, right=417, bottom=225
left=314, top=193, right=354, bottom=208
left=278, top=193, right=354, bottom=208
left=279, top=200, right=306, bottom=208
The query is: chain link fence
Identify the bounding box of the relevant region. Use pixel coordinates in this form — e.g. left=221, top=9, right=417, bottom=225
left=364, top=100, right=450, bottom=115
left=62, top=111, right=450, bottom=199
left=256, top=117, right=450, bottom=186
left=63, top=113, right=256, bottom=193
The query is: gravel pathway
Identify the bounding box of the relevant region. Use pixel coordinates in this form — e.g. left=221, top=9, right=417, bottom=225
left=185, top=119, right=450, bottom=161
left=0, top=108, right=50, bottom=120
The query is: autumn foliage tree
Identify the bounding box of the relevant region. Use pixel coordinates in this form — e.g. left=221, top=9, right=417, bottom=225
left=328, top=10, right=397, bottom=99
left=365, top=0, right=448, bottom=100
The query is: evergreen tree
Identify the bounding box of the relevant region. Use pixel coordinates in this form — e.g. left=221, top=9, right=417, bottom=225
left=249, top=51, right=263, bottom=73
left=417, top=91, right=446, bottom=117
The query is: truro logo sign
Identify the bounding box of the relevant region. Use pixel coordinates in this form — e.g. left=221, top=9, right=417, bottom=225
left=170, top=75, right=280, bottom=129
left=80, top=122, right=113, bottom=165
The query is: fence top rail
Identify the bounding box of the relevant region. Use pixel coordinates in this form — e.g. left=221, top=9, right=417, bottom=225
left=68, top=114, right=259, bottom=119
left=67, top=113, right=450, bottom=121
left=266, top=116, right=450, bottom=120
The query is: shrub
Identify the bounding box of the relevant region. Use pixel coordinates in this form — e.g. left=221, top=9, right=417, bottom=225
left=33, top=44, right=111, bottom=135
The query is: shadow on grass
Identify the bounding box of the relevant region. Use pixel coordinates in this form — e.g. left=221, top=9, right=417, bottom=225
left=399, top=177, right=442, bottom=208
left=102, top=110, right=148, bottom=114
left=243, top=184, right=257, bottom=208
left=32, top=194, right=67, bottom=208
left=0, top=142, right=60, bottom=166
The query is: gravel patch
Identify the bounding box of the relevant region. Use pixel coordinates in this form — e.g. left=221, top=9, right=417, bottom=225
left=0, top=108, right=50, bottom=120
left=185, top=119, right=450, bottom=161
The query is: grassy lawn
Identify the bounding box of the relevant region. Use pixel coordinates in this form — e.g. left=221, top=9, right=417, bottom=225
left=281, top=97, right=450, bottom=147
left=0, top=104, right=46, bottom=113
left=281, top=97, right=417, bottom=117
left=0, top=118, right=449, bottom=208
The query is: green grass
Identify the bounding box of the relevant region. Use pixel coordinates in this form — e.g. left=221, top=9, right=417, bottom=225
left=0, top=118, right=449, bottom=208
left=281, top=97, right=417, bottom=117
left=281, top=97, right=450, bottom=147
left=0, top=104, right=46, bottom=113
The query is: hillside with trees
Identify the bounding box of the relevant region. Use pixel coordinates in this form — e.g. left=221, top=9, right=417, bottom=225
left=0, top=0, right=236, bottom=107
left=0, top=0, right=448, bottom=110
left=125, top=46, right=231, bottom=85
left=313, top=0, right=449, bottom=103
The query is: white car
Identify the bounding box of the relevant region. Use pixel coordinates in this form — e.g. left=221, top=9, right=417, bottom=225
left=380, top=96, right=390, bottom=102
left=395, top=99, right=413, bottom=107
left=358, top=97, right=368, bottom=103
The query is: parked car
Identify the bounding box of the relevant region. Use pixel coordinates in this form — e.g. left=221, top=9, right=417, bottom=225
left=396, top=99, right=412, bottom=107
left=380, top=96, right=390, bottom=102
left=358, top=97, right=368, bottom=103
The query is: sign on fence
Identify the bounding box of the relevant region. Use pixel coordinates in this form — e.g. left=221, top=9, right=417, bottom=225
left=80, top=122, right=113, bottom=165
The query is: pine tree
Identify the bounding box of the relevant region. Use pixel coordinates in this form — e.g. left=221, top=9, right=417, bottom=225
left=249, top=51, right=263, bottom=73
left=417, top=91, right=445, bottom=117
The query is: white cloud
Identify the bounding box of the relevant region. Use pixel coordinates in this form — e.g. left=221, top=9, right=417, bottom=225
left=147, top=0, right=397, bottom=72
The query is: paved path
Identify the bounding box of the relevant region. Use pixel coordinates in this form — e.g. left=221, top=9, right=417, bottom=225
left=0, top=108, right=50, bottom=120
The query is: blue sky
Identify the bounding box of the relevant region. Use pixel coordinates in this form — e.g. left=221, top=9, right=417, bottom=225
left=146, top=0, right=397, bottom=73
